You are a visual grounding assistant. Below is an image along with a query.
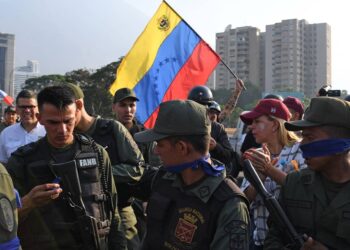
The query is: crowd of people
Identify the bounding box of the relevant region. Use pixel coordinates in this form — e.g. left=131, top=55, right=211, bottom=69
left=0, top=81, right=349, bottom=250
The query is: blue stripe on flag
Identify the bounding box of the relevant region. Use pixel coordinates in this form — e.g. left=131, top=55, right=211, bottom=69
left=133, top=21, right=200, bottom=123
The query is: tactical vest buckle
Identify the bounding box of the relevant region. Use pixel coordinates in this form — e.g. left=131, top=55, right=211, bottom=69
left=97, top=219, right=110, bottom=229
left=93, top=194, right=107, bottom=202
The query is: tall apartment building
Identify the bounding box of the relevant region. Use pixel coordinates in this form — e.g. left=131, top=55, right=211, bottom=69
left=215, top=26, right=260, bottom=89
left=14, top=60, right=40, bottom=98
left=214, top=20, right=331, bottom=97
left=0, top=33, right=15, bottom=97
left=265, top=19, right=331, bottom=97
left=303, top=23, right=331, bottom=96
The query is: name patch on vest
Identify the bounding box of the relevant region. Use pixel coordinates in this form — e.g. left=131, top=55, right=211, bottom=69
left=77, top=158, right=98, bottom=169
left=174, top=208, right=205, bottom=244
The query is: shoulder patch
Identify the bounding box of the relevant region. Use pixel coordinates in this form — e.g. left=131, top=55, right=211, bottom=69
left=224, top=220, right=248, bottom=250
left=0, top=196, right=15, bottom=233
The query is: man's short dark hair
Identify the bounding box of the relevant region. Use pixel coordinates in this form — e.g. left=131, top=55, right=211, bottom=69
left=37, top=86, right=76, bottom=111
left=168, top=134, right=210, bottom=155
left=16, top=89, right=36, bottom=104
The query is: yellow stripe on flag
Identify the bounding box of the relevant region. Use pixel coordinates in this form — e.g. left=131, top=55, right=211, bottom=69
left=109, top=2, right=181, bottom=95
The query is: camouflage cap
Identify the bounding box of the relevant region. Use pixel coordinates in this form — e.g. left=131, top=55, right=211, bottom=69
left=285, top=97, right=350, bottom=131
left=113, top=88, right=139, bottom=103
left=134, top=100, right=211, bottom=143
left=4, top=105, right=16, bottom=113
left=64, top=83, right=84, bottom=99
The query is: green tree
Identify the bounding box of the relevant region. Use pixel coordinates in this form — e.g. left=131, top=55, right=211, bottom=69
left=24, top=74, right=66, bottom=93
left=213, top=81, right=262, bottom=127
left=23, top=59, right=122, bottom=118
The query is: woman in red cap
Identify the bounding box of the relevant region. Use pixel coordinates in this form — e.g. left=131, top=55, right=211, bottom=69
left=239, top=99, right=306, bottom=250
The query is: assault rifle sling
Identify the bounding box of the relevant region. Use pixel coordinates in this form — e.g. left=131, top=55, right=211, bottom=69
left=51, top=160, right=101, bottom=250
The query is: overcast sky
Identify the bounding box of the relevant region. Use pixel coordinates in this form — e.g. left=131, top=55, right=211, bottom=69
left=1, top=0, right=349, bottom=92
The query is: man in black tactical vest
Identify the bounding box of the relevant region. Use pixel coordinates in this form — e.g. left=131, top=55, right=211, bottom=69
left=66, top=83, right=144, bottom=250
left=6, top=86, right=122, bottom=250
left=130, top=100, right=250, bottom=250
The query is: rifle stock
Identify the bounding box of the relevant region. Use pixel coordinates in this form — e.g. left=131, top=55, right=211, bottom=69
left=242, top=159, right=304, bottom=247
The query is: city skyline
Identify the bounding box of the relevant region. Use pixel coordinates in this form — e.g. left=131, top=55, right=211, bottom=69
left=0, top=0, right=349, bottom=93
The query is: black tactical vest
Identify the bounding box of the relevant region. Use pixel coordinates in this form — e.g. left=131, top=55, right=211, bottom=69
left=129, top=121, right=149, bottom=162
left=91, top=118, right=134, bottom=207
left=16, top=134, right=112, bottom=250
left=143, top=171, right=248, bottom=250
left=92, top=118, right=121, bottom=165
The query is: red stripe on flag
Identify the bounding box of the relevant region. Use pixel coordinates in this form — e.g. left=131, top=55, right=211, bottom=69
left=3, top=96, right=14, bottom=105
left=144, top=40, right=220, bottom=128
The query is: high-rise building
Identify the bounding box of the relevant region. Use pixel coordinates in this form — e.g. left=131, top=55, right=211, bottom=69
left=0, top=33, right=15, bottom=98
left=214, top=20, right=331, bottom=97
left=215, top=26, right=260, bottom=89
left=14, top=60, right=40, bottom=98
left=264, top=19, right=331, bottom=97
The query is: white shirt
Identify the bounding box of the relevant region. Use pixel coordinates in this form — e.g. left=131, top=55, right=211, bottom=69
left=0, top=122, right=46, bottom=163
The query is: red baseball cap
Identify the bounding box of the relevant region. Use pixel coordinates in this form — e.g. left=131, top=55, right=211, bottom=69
left=240, top=99, right=291, bottom=124
left=283, top=96, right=304, bottom=117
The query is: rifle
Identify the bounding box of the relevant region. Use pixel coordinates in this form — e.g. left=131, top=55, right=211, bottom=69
left=51, top=160, right=101, bottom=250
left=242, top=159, right=304, bottom=248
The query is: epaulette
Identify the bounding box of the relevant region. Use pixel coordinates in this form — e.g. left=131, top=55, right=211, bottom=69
left=12, top=141, right=38, bottom=157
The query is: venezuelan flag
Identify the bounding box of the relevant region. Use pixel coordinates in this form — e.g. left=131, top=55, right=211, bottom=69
left=0, top=90, right=14, bottom=105
left=109, top=1, right=220, bottom=128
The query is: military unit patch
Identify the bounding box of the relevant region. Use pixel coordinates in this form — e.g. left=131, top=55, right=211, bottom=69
left=0, top=196, right=15, bottom=233
left=175, top=208, right=205, bottom=244
left=175, top=217, right=197, bottom=244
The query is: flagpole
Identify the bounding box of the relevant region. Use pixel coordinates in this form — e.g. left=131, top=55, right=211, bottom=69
left=163, top=0, right=244, bottom=87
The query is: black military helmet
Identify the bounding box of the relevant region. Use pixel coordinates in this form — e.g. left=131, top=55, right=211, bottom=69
left=188, top=85, right=213, bottom=105
left=344, top=95, right=350, bottom=102
left=263, top=93, right=283, bottom=101
left=209, top=101, right=221, bottom=113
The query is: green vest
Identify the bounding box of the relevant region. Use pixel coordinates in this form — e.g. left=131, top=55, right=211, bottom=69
left=281, top=168, right=350, bottom=249
left=0, top=164, right=19, bottom=245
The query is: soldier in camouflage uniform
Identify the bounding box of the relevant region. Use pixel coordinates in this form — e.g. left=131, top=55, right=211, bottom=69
left=67, top=83, right=144, bottom=250
left=6, top=86, right=123, bottom=250
left=130, top=100, right=250, bottom=250
left=265, top=97, right=350, bottom=249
